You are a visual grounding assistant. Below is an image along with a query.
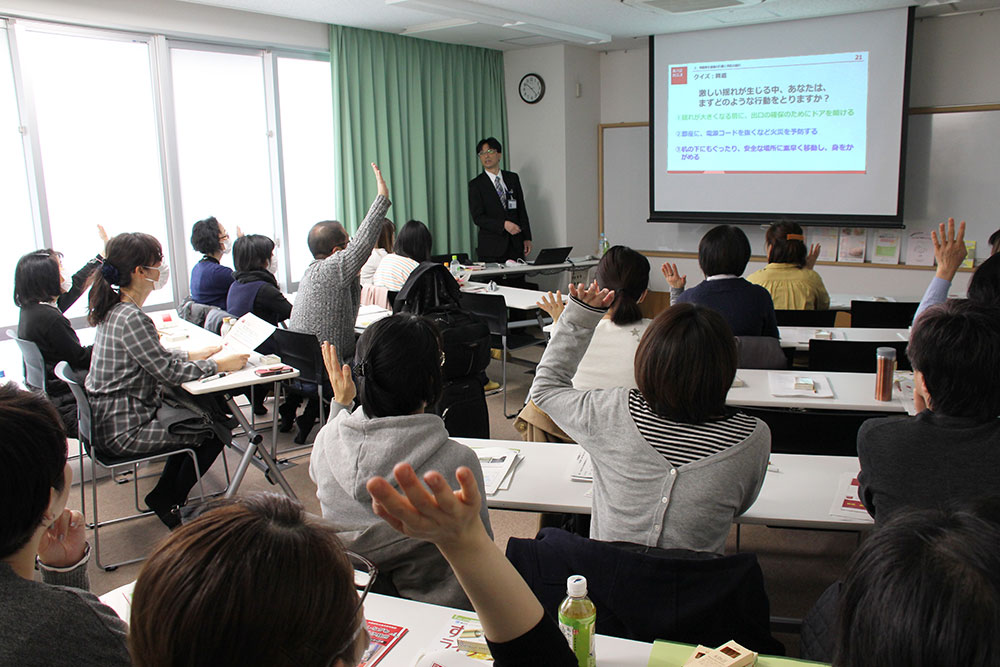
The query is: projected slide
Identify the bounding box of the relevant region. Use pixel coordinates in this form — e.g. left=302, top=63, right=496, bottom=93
left=666, top=52, right=869, bottom=174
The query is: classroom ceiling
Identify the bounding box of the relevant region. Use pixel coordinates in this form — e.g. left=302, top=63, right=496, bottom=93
left=179, top=0, right=1000, bottom=51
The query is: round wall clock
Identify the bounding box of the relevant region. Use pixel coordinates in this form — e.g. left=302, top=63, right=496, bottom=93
left=518, top=73, right=545, bottom=104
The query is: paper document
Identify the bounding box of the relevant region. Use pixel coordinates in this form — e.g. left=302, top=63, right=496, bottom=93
left=430, top=614, right=492, bottom=661
left=358, top=620, right=407, bottom=667
left=356, top=306, right=392, bottom=328
left=829, top=472, right=869, bottom=519
left=767, top=373, right=834, bottom=398
left=472, top=447, right=520, bottom=495
left=222, top=312, right=276, bottom=355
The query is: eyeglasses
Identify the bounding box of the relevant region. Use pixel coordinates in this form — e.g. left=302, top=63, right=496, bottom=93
left=327, top=550, right=378, bottom=659
left=478, top=149, right=498, bottom=156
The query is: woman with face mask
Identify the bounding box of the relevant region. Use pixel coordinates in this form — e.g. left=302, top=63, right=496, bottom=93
left=13, top=244, right=103, bottom=437
left=226, top=234, right=291, bottom=326
left=189, top=216, right=234, bottom=309
left=87, top=233, right=249, bottom=528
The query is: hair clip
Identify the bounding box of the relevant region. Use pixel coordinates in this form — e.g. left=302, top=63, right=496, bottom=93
left=785, top=233, right=805, bottom=241
left=100, top=262, right=122, bottom=286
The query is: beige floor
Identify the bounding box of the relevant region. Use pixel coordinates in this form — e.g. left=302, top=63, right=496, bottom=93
left=72, top=351, right=858, bottom=657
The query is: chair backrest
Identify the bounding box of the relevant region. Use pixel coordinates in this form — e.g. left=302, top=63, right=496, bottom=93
left=774, top=309, right=838, bottom=327
left=53, top=361, right=93, bottom=455
left=850, top=300, right=920, bottom=328
left=271, top=328, right=324, bottom=384
left=458, top=291, right=508, bottom=336
left=506, top=527, right=783, bottom=654
left=7, top=329, right=47, bottom=392
left=807, top=339, right=911, bottom=372
left=736, top=336, right=789, bottom=370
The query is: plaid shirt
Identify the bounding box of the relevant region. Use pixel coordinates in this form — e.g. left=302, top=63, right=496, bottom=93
left=86, top=301, right=216, bottom=456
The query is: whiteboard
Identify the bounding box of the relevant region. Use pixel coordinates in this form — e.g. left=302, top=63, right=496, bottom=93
left=600, top=110, right=1000, bottom=263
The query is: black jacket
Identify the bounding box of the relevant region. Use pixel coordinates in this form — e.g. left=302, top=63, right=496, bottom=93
left=468, top=170, right=531, bottom=259
left=227, top=270, right=292, bottom=326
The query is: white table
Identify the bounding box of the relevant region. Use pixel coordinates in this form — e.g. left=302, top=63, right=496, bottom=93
left=726, top=369, right=907, bottom=413
left=461, top=283, right=561, bottom=311
left=827, top=293, right=898, bottom=310
left=98, top=583, right=652, bottom=665
left=457, top=438, right=873, bottom=532
left=778, top=326, right=910, bottom=351
left=468, top=257, right=599, bottom=280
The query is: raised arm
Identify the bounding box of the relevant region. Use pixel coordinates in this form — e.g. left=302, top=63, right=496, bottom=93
left=914, top=218, right=966, bottom=322
left=318, top=163, right=390, bottom=282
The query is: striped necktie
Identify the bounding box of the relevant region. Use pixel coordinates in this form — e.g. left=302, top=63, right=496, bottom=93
left=494, top=176, right=507, bottom=208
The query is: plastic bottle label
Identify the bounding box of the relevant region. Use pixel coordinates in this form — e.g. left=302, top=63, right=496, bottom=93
left=558, top=611, right=596, bottom=667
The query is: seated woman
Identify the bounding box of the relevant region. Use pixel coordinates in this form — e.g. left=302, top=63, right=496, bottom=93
left=130, top=474, right=576, bottom=667
left=189, top=216, right=234, bottom=309
left=308, top=315, right=492, bottom=608
left=359, top=219, right=395, bottom=287
left=14, top=247, right=102, bottom=436
left=913, top=218, right=1000, bottom=320
left=372, top=219, right=431, bottom=292
left=226, top=234, right=292, bottom=325
left=536, top=245, right=652, bottom=390
left=0, top=383, right=129, bottom=665
left=747, top=220, right=830, bottom=310
left=662, top=225, right=779, bottom=338
left=86, top=233, right=248, bottom=528
left=530, top=283, right=769, bottom=553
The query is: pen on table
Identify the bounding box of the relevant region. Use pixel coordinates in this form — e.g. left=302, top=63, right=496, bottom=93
left=200, top=372, right=229, bottom=383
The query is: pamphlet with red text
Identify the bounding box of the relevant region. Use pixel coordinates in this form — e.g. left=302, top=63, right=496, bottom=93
left=358, top=620, right=408, bottom=667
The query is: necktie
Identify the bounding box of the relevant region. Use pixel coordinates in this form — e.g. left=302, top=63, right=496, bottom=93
left=494, top=177, right=507, bottom=209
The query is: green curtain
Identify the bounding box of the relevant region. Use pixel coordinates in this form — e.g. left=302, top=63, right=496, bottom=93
left=330, top=25, right=507, bottom=256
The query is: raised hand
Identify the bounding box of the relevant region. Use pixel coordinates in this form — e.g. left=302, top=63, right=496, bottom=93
left=37, top=509, right=88, bottom=569
left=97, top=224, right=109, bottom=245
left=931, top=217, right=967, bottom=281
left=535, top=290, right=565, bottom=322
left=322, top=341, right=356, bottom=407
left=568, top=281, right=614, bottom=309
left=805, top=243, right=821, bottom=270
left=372, top=162, right=388, bottom=198
left=661, top=262, right=687, bottom=290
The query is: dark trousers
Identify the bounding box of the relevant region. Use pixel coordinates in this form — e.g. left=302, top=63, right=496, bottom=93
left=149, top=435, right=225, bottom=507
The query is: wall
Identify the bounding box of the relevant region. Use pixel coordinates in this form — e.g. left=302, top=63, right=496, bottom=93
left=590, top=12, right=1000, bottom=297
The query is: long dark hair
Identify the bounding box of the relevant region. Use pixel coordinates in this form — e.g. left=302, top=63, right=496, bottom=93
left=88, top=233, right=162, bottom=326
left=595, top=245, right=649, bottom=325
left=395, top=220, right=432, bottom=263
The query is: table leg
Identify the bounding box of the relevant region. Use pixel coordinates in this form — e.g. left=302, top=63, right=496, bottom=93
left=223, top=393, right=298, bottom=500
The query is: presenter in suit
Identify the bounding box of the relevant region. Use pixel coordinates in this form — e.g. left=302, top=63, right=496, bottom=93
left=469, top=137, right=532, bottom=266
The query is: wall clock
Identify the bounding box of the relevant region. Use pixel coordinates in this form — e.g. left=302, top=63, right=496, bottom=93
left=518, top=73, right=545, bottom=104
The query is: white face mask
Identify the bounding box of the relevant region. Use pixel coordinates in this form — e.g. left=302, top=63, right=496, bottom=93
left=143, top=263, right=170, bottom=291
left=266, top=256, right=278, bottom=276
left=60, top=276, right=72, bottom=293
left=222, top=239, right=232, bottom=255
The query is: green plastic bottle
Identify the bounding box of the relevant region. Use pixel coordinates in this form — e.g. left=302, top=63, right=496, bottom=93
left=558, top=575, right=596, bottom=667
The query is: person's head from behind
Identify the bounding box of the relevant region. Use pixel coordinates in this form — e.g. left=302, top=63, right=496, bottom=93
left=190, top=216, right=228, bottom=257
left=906, top=299, right=1000, bottom=421
left=699, top=225, right=752, bottom=278
left=130, top=493, right=366, bottom=667
left=395, top=220, right=432, bottom=263
left=376, top=219, right=396, bottom=252
left=764, top=220, right=807, bottom=267
left=233, top=234, right=275, bottom=274
left=968, top=253, right=1000, bottom=308
left=990, top=228, right=1000, bottom=256
left=88, top=232, right=163, bottom=326
left=635, top=303, right=736, bottom=423
left=13, top=249, right=65, bottom=307
left=595, top=245, right=649, bottom=326
left=835, top=501, right=1000, bottom=667
left=308, top=220, right=349, bottom=260
left=354, top=314, right=443, bottom=418
left=0, top=383, right=69, bottom=562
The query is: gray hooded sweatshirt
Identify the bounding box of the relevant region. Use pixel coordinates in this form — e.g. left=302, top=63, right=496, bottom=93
left=309, top=404, right=492, bottom=609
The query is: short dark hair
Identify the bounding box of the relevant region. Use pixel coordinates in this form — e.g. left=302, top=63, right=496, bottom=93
left=233, top=234, right=274, bottom=273
left=307, top=221, right=348, bottom=260
left=395, top=220, right=432, bottom=263
left=476, top=137, right=502, bottom=155
left=835, top=502, right=1000, bottom=667
left=906, top=299, right=1000, bottom=421
left=13, top=249, right=62, bottom=307
left=635, top=303, right=736, bottom=423
left=88, top=232, right=163, bottom=326
left=989, top=228, right=1000, bottom=256
left=595, top=245, right=649, bottom=326
left=375, top=219, right=396, bottom=252
left=190, top=217, right=223, bottom=256
left=130, top=493, right=361, bottom=667
left=0, top=383, right=67, bottom=559
left=968, top=253, right=1000, bottom=308
left=765, top=220, right=807, bottom=267
left=699, top=225, right=752, bottom=277
left=354, top=314, right=443, bottom=418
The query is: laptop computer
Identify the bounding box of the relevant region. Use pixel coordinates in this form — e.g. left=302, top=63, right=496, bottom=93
left=529, top=246, right=573, bottom=265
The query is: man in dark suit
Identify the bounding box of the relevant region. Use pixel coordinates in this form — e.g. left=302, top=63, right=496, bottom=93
left=469, top=137, right=532, bottom=264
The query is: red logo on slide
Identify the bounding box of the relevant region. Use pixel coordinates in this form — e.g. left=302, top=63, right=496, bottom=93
left=671, top=66, right=687, bottom=84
